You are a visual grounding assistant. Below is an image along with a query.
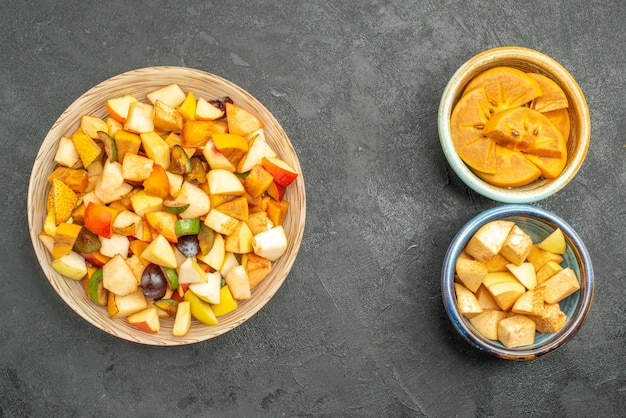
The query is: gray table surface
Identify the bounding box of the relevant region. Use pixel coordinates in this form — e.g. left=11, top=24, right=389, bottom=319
left=2, top=1, right=625, bottom=416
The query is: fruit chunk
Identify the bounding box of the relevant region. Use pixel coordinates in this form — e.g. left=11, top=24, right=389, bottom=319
left=126, top=307, right=160, bottom=333
left=172, top=301, right=191, bottom=336
left=506, top=262, right=537, bottom=290
left=107, top=288, right=147, bottom=318
left=210, top=285, right=238, bottom=317
left=102, top=254, right=139, bottom=296
left=261, top=157, right=298, bottom=187
left=178, top=257, right=208, bottom=284
left=541, top=267, right=580, bottom=304
left=511, top=287, right=545, bottom=315
left=498, top=315, right=536, bottom=348
left=224, top=265, right=251, bottom=300
left=455, top=258, right=487, bottom=293
left=84, top=202, right=118, bottom=239
left=170, top=181, right=211, bottom=219
left=462, top=66, right=542, bottom=113
left=469, top=310, right=508, bottom=340
left=207, top=169, right=245, bottom=195
left=184, top=289, right=218, bottom=326
left=141, top=234, right=177, bottom=268
left=71, top=128, right=102, bottom=168
left=124, top=102, right=154, bottom=133
left=243, top=253, right=272, bottom=289
left=188, top=271, right=221, bottom=304
left=52, top=251, right=88, bottom=280
left=146, top=83, right=187, bottom=108
left=106, top=94, right=138, bottom=123
left=54, top=136, right=80, bottom=168
left=48, top=166, right=89, bottom=193
left=141, top=131, right=170, bottom=170
left=51, top=178, right=78, bottom=226
left=538, top=228, right=566, bottom=254
left=528, top=302, right=567, bottom=333
left=87, top=268, right=108, bottom=306
left=153, top=100, right=184, bottom=132
left=52, top=222, right=83, bottom=259
left=225, top=102, right=263, bottom=136
left=252, top=225, right=288, bottom=261
left=500, top=225, right=533, bottom=266
left=195, top=97, right=224, bottom=121
left=527, top=73, right=568, bottom=113
left=536, top=261, right=563, bottom=285
left=465, top=220, right=515, bottom=262
left=454, top=283, right=483, bottom=318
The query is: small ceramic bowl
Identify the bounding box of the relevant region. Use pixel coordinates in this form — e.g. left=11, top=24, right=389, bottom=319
left=441, top=205, right=594, bottom=360
left=438, top=46, right=591, bottom=203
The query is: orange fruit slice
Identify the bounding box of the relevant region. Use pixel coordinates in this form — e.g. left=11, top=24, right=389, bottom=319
left=463, top=66, right=542, bottom=113
left=524, top=153, right=567, bottom=179
left=473, top=146, right=541, bottom=187
left=450, top=87, right=497, bottom=174
left=483, top=107, right=566, bottom=159
left=527, top=73, right=568, bottom=113
left=542, top=108, right=571, bottom=144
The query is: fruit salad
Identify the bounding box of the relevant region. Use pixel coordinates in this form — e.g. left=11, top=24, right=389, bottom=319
left=38, top=83, right=299, bottom=336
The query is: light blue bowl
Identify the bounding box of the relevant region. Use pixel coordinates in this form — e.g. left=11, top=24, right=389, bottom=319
left=442, top=205, right=594, bottom=360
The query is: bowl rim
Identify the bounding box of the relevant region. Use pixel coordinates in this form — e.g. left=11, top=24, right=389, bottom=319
left=27, top=66, right=306, bottom=345
left=441, top=204, right=594, bottom=360
left=438, top=46, right=591, bottom=203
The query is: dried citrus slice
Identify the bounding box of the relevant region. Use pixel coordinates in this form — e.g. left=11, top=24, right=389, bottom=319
left=473, top=146, right=541, bottom=187
left=527, top=73, right=568, bottom=113
left=450, top=87, right=497, bottom=174
left=542, top=108, right=571, bottom=144
left=463, top=66, right=542, bottom=113
left=483, top=107, right=566, bottom=159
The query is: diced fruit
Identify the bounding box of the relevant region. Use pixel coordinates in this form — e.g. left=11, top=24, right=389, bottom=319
left=51, top=178, right=78, bottom=226
left=98, top=233, right=130, bottom=258
left=87, top=268, right=108, bottom=306
left=220, top=252, right=239, bottom=278
left=113, top=130, right=142, bottom=163
left=52, top=251, right=88, bottom=280
left=97, top=131, right=118, bottom=162
left=224, top=265, right=251, bottom=300
left=195, top=96, right=224, bottom=120
left=163, top=200, right=190, bottom=215
left=175, top=235, right=200, bottom=258
left=252, top=225, right=288, bottom=261
left=178, top=257, right=207, bottom=285
left=83, top=202, right=117, bottom=239
left=80, top=115, right=108, bottom=140
left=210, top=285, right=238, bottom=316
left=465, top=220, right=515, bottom=262
left=153, top=100, right=184, bottom=132
left=225, top=102, right=263, bottom=136
left=169, top=144, right=192, bottom=175
left=243, top=253, right=272, bottom=289
left=122, top=153, right=154, bottom=182
left=536, top=261, right=563, bottom=285
left=189, top=271, right=222, bottom=304
left=542, top=267, right=581, bottom=304
left=204, top=209, right=239, bottom=236
left=72, top=226, right=102, bottom=254
left=175, top=218, right=201, bottom=236
left=48, top=166, right=88, bottom=193
left=207, top=169, right=245, bottom=195
left=141, top=131, right=170, bottom=170
left=152, top=298, right=179, bottom=318
left=203, top=140, right=236, bottom=172
left=52, top=222, right=83, bottom=259
left=130, top=190, right=163, bottom=217
left=528, top=302, right=567, bottom=333
left=124, top=102, right=154, bottom=133
left=126, top=307, right=160, bottom=333
left=469, top=310, right=508, bottom=341
left=177, top=91, right=196, bottom=121
left=526, top=245, right=564, bottom=272
left=506, top=262, right=537, bottom=290
left=143, top=164, right=170, bottom=199
left=185, top=156, right=207, bottom=184
left=146, top=83, right=186, bottom=108
left=146, top=211, right=178, bottom=243
left=107, top=288, right=147, bottom=318
left=237, top=130, right=276, bottom=173
left=266, top=199, right=289, bottom=226
left=244, top=165, right=274, bottom=198
left=511, top=287, right=545, bottom=316
left=102, top=254, right=139, bottom=296
left=106, top=94, right=138, bottom=124
left=498, top=315, right=536, bottom=348
left=455, top=258, right=488, bottom=293
left=261, top=157, right=298, bottom=187
left=112, top=209, right=141, bottom=236
left=197, top=233, right=225, bottom=271
left=224, top=221, right=254, bottom=254
left=500, top=225, right=533, bottom=266
left=486, top=279, right=526, bottom=311
left=527, top=73, right=568, bottom=113
left=538, top=228, right=567, bottom=255
left=215, top=196, right=249, bottom=221
left=181, top=120, right=213, bottom=148
left=141, top=234, right=177, bottom=268
left=473, top=145, right=542, bottom=187
left=54, top=136, right=80, bottom=168
left=184, top=289, right=219, bottom=326
left=171, top=181, right=211, bottom=219
left=172, top=301, right=191, bottom=336
left=454, top=283, right=483, bottom=318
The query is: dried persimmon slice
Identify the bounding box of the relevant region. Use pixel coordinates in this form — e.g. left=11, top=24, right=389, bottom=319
left=527, top=73, right=568, bottom=113
left=472, top=145, right=541, bottom=187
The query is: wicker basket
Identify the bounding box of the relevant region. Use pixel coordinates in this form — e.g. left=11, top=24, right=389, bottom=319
left=27, top=67, right=306, bottom=345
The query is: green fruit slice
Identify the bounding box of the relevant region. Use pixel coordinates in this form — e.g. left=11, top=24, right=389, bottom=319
left=169, top=145, right=192, bottom=175
left=152, top=298, right=179, bottom=318
left=162, top=266, right=179, bottom=290
left=97, top=131, right=118, bottom=162
left=88, top=268, right=108, bottom=306
left=163, top=200, right=190, bottom=215
left=175, top=218, right=201, bottom=236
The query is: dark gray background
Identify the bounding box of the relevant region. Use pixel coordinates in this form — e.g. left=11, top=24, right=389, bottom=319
left=2, top=1, right=625, bottom=416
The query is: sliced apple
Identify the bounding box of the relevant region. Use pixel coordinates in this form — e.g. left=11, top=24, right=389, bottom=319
left=224, top=265, right=251, bottom=300
left=261, top=157, right=298, bottom=187
left=207, top=169, right=245, bottom=195
left=203, top=140, right=236, bottom=172
left=172, top=301, right=191, bottom=336
left=146, top=83, right=187, bottom=108
left=538, top=228, right=566, bottom=254
left=153, top=100, right=184, bottom=132
left=204, top=209, right=239, bottom=236
left=124, top=102, right=154, bottom=134
left=102, top=253, right=139, bottom=296
left=252, top=225, right=288, bottom=261
left=171, top=181, right=211, bottom=219
left=140, top=131, right=170, bottom=170
left=197, top=233, right=225, bottom=271
left=225, top=102, right=263, bottom=136
left=195, top=96, right=224, bottom=120
left=107, top=288, right=147, bottom=318
left=106, top=94, right=138, bottom=123
left=237, top=130, right=276, bottom=173
left=506, top=262, right=537, bottom=290
left=98, top=234, right=130, bottom=258
left=122, top=153, right=154, bottom=182
left=188, top=271, right=222, bottom=304
left=52, top=251, right=88, bottom=280
left=54, top=136, right=80, bottom=168
left=184, top=289, right=218, bottom=326
left=126, top=307, right=160, bottom=333
left=177, top=257, right=208, bottom=284
left=80, top=115, right=108, bottom=139
left=141, top=234, right=177, bottom=268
